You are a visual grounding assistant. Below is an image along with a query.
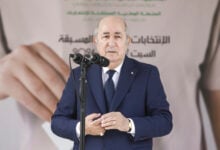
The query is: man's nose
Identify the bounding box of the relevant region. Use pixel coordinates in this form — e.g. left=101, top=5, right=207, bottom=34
left=108, top=37, right=116, bottom=47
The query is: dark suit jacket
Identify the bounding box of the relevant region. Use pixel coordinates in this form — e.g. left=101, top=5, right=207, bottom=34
left=51, top=56, right=172, bottom=150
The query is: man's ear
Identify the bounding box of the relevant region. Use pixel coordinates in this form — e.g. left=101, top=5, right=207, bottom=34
left=126, top=36, right=131, bottom=45
left=93, top=36, right=97, bottom=44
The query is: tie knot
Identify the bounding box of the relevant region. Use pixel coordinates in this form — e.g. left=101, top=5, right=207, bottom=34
left=107, top=70, right=115, bottom=79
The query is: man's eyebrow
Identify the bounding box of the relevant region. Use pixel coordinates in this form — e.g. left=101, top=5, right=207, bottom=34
left=115, top=32, right=122, bottom=35
left=102, top=32, right=122, bottom=35
left=103, top=32, right=110, bottom=35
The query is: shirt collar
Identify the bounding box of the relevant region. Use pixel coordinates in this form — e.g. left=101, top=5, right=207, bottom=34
left=102, top=59, right=124, bottom=74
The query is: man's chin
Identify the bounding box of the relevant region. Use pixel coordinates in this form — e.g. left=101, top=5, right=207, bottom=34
left=106, top=56, right=117, bottom=62
left=108, top=58, right=122, bottom=64
left=105, top=53, right=117, bottom=58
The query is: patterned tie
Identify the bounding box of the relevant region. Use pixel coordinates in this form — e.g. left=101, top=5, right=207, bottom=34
left=104, top=70, right=116, bottom=110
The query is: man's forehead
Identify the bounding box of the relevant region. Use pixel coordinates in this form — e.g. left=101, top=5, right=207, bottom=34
left=96, top=16, right=127, bottom=36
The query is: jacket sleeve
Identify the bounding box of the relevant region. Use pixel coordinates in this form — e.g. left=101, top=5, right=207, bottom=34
left=132, top=66, right=173, bottom=141
left=51, top=70, right=80, bottom=144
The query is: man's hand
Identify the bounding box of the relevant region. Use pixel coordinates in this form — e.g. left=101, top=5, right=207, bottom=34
left=101, top=112, right=130, bottom=132
left=85, top=113, right=105, bottom=136
left=0, top=42, right=69, bottom=121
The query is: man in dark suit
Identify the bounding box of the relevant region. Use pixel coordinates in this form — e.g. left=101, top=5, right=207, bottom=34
left=51, top=16, right=172, bottom=150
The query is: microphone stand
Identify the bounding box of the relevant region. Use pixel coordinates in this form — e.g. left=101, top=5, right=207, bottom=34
left=79, top=59, right=90, bottom=150
left=70, top=53, right=108, bottom=150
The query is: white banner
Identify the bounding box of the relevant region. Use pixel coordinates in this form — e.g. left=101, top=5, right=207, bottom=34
left=0, top=0, right=219, bottom=149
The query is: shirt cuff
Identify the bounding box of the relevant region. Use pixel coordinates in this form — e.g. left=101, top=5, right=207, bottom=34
left=76, top=122, right=80, bottom=138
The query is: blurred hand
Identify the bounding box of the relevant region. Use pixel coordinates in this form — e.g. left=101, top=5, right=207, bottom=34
left=85, top=113, right=105, bottom=136
left=0, top=42, right=69, bottom=121
left=202, top=90, right=220, bottom=149
left=101, top=112, right=129, bottom=132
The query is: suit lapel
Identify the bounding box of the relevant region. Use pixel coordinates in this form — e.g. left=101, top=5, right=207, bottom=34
left=87, top=65, right=107, bottom=113
left=110, top=57, right=137, bottom=111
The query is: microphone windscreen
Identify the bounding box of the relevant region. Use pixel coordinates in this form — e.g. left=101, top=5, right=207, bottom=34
left=99, top=56, right=109, bottom=67
left=90, top=53, right=100, bottom=64
left=70, top=53, right=83, bottom=64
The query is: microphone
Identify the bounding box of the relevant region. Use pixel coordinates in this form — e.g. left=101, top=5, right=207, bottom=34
left=70, top=53, right=109, bottom=67
left=85, top=53, right=109, bottom=67
left=69, top=53, right=83, bottom=64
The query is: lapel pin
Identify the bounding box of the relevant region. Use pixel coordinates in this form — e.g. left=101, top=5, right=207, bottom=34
left=131, top=71, right=134, bottom=75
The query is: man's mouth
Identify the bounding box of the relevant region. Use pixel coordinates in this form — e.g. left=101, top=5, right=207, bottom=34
left=106, top=51, right=116, bottom=53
